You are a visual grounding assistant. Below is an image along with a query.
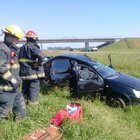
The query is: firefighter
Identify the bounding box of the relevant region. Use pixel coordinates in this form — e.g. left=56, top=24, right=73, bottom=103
left=0, top=25, right=27, bottom=120
left=19, top=31, right=45, bottom=105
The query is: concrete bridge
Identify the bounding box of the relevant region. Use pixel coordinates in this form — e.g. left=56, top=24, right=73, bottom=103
left=25, top=38, right=122, bottom=50
left=0, top=38, right=122, bottom=50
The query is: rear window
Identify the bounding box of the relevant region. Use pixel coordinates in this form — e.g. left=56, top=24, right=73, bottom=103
left=52, top=59, right=71, bottom=73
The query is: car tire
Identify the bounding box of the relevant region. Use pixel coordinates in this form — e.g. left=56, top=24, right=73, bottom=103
left=95, top=92, right=105, bottom=101
left=106, top=96, right=126, bottom=108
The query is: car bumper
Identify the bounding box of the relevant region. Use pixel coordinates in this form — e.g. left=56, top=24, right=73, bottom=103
left=130, top=95, right=140, bottom=105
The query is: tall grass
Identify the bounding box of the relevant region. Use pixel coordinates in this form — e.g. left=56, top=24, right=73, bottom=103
left=0, top=40, right=140, bottom=140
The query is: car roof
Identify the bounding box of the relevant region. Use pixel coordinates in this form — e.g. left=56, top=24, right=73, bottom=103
left=55, top=53, right=94, bottom=63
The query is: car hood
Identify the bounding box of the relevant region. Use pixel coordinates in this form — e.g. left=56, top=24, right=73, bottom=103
left=105, top=73, right=140, bottom=90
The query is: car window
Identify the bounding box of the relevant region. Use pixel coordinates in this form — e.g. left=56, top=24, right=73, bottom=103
left=91, top=62, right=118, bottom=78
left=51, top=59, right=71, bottom=74
left=77, top=65, right=96, bottom=80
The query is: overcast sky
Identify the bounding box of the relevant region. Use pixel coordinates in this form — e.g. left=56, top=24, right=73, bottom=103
left=0, top=0, right=140, bottom=48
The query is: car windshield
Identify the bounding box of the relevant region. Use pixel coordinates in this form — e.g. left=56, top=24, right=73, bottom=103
left=91, top=62, right=118, bottom=78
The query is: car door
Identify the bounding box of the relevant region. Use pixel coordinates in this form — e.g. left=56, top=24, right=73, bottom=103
left=76, top=64, right=104, bottom=93
left=50, top=58, right=71, bottom=86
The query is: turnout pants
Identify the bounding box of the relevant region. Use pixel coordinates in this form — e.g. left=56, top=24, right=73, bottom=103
left=22, top=79, right=40, bottom=102
left=0, top=89, right=27, bottom=120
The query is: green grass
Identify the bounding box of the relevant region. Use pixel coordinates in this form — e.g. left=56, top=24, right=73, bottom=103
left=0, top=39, right=140, bottom=140
left=0, top=89, right=140, bottom=140
left=124, top=38, right=140, bottom=49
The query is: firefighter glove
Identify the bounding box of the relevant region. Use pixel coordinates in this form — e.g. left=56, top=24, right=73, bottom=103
left=9, top=78, right=20, bottom=90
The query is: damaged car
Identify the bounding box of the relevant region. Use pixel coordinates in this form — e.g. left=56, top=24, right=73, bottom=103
left=43, top=53, right=140, bottom=108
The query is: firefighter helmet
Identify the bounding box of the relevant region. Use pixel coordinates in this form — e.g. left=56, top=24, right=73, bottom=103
left=26, top=31, right=38, bottom=40
left=3, top=25, right=24, bottom=39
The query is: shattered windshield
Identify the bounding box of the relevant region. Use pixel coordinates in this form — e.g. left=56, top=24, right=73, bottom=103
left=91, top=62, right=118, bottom=78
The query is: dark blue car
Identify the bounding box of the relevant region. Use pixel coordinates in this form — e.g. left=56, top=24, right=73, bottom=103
left=43, top=53, right=140, bottom=108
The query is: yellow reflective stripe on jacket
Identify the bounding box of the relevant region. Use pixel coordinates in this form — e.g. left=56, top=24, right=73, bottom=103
left=19, top=58, right=34, bottom=63
left=38, top=73, right=45, bottom=78
left=6, top=63, right=20, bottom=69
left=21, top=75, right=38, bottom=80
left=0, top=85, right=13, bottom=91
left=21, top=72, right=45, bottom=80
left=2, top=71, right=12, bottom=80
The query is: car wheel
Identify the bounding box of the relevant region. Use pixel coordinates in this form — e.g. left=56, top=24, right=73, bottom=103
left=106, top=96, right=126, bottom=108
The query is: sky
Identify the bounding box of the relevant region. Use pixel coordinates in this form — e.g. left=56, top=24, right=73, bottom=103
left=0, top=0, right=140, bottom=48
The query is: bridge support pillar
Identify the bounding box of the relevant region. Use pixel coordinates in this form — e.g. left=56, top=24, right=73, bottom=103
left=40, top=43, right=43, bottom=50
left=85, top=42, right=89, bottom=51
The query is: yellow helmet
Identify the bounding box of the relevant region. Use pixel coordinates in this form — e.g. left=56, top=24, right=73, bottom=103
left=3, top=25, right=24, bottom=39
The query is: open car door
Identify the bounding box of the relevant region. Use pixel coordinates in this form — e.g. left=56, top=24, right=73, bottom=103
left=50, top=59, right=71, bottom=86
left=75, top=64, right=104, bottom=94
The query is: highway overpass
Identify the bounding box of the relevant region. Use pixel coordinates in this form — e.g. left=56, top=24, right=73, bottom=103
left=0, top=38, right=122, bottom=50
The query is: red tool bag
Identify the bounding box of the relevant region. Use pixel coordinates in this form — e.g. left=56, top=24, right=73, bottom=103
left=67, top=103, right=83, bottom=120
left=50, top=103, right=83, bottom=126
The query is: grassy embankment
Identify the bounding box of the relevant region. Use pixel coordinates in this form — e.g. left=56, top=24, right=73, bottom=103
left=0, top=38, right=140, bottom=140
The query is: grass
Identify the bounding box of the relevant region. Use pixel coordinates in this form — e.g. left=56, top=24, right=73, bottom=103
left=0, top=39, right=140, bottom=140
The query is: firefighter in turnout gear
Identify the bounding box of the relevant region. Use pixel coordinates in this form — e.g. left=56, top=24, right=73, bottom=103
left=0, top=25, right=27, bottom=120
left=19, top=31, right=45, bottom=105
